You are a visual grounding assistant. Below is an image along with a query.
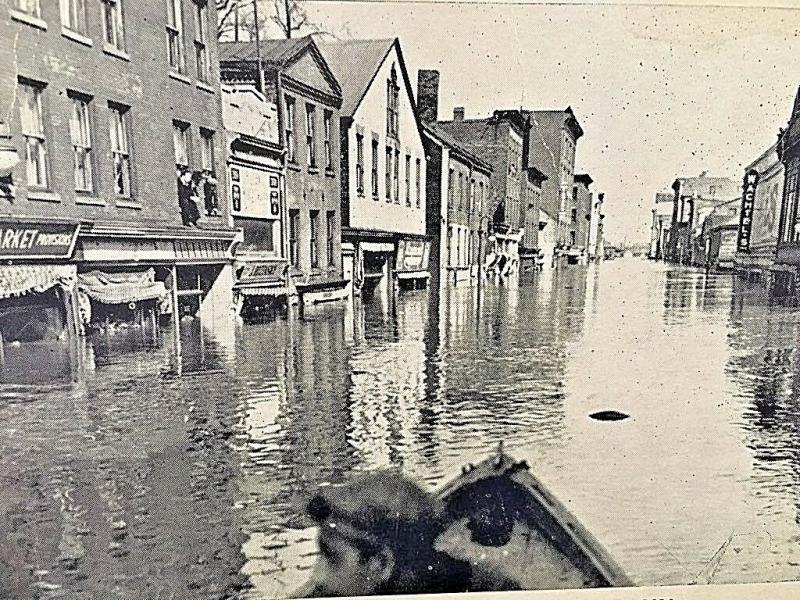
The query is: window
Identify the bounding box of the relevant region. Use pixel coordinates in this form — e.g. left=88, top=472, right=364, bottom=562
left=200, top=129, right=214, bottom=173
left=193, top=0, right=209, bottom=82
left=285, top=96, right=296, bottom=163
left=393, top=149, right=400, bottom=203
left=60, top=0, right=87, bottom=33
left=572, top=186, right=578, bottom=201
left=386, top=66, right=399, bottom=139
left=14, top=0, right=40, bottom=17
left=447, top=169, right=454, bottom=208
left=369, top=139, right=378, bottom=198
left=102, top=0, right=125, bottom=50
left=385, top=146, right=392, bottom=201
left=326, top=210, right=335, bottom=267
left=69, top=94, right=93, bottom=192
left=571, top=207, right=577, bottom=223
left=405, top=154, right=411, bottom=206
left=173, top=121, right=189, bottom=168
left=305, top=103, right=316, bottom=168
left=109, top=104, right=131, bottom=197
left=415, top=158, right=421, bottom=208
left=19, top=82, right=47, bottom=188
left=289, top=209, right=300, bottom=267
left=570, top=230, right=577, bottom=246
left=355, top=134, right=364, bottom=195
left=458, top=172, right=464, bottom=210
left=167, top=0, right=185, bottom=72
left=478, top=181, right=484, bottom=215
left=323, top=110, right=332, bottom=170
left=310, top=210, right=320, bottom=268
left=469, top=178, right=475, bottom=214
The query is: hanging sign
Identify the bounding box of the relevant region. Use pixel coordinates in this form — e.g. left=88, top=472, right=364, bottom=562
left=737, top=169, right=759, bottom=252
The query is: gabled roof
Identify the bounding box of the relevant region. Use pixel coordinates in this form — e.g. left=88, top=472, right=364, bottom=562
left=316, top=38, right=395, bottom=117
left=219, top=35, right=341, bottom=100
left=422, top=122, right=493, bottom=175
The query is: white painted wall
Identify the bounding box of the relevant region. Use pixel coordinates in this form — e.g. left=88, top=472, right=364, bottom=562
left=346, top=45, right=426, bottom=235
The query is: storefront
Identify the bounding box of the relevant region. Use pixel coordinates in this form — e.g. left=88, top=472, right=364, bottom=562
left=394, top=237, right=431, bottom=290
left=233, top=260, right=289, bottom=321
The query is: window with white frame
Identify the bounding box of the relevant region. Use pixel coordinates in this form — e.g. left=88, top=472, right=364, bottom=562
left=193, top=0, right=209, bottom=82
left=14, top=0, right=41, bottom=17
left=102, top=0, right=125, bottom=50
left=355, top=134, right=364, bottom=195
left=60, top=0, right=87, bottom=33
left=385, top=146, right=392, bottom=201
left=323, top=110, right=332, bottom=170
left=393, top=148, right=399, bottom=203
left=285, top=96, right=296, bottom=163
left=19, top=81, right=48, bottom=188
left=167, top=0, right=185, bottom=72
left=404, top=154, right=411, bottom=206
left=415, top=158, right=421, bottom=208
left=371, top=139, right=378, bottom=198
left=305, top=103, right=316, bottom=168
left=109, top=103, right=132, bottom=197
left=200, top=129, right=214, bottom=173
left=69, top=94, right=94, bottom=192
left=386, top=66, right=399, bottom=139
left=173, top=121, right=189, bottom=168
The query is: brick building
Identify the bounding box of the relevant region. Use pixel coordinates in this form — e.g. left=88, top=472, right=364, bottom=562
left=0, top=0, right=239, bottom=379
left=568, top=174, right=593, bottom=263
left=219, top=36, right=348, bottom=307
left=774, top=86, right=800, bottom=296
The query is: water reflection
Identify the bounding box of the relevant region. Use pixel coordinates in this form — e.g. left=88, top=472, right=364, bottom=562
left=2, top=259, right=800, bottom=598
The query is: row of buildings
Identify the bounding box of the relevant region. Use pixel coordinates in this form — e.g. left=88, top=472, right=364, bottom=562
left=649, top=85, right=800, bottom=298
left=0, top=1, right=606, bottom=353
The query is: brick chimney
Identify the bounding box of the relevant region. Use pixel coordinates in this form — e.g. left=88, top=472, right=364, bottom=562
left=453, top=107, right=465, bottom=121
left=416, top=69, right=439, bottom=123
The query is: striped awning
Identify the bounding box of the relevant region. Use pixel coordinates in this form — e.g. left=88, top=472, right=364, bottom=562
left=0, top=264, right=76, bottom=300
left=78, top=268, right=167, bottom=304
left=236, top=285, right=287, bottom=297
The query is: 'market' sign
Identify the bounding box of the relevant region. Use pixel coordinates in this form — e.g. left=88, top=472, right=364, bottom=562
left=737, top=169, right=759, bottom=253
left=0, top=220, right=80, bottom=259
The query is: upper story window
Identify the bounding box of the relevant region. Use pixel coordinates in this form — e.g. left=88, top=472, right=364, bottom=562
left=109, top=103, right=132, bottom=197
left=447, top=168, right=454, bottom=208
left=323, top=110, right=332, bottom=170
left=285, top=96, right=296, bottom=163
left=19, top=81, right=48, bottom=189
left=355, top=133, right=364, bottom=195
left=393, top=148, right=399, bottom=204
left=167, top=0, right=185, bottom=73
left=60, top=0, right=87, bottom=34
left=478, top=181, right=484, bottom=215
left=415, top=158, right=421, bottom=208
left=14, top=0, right=41, bottom=17
left=404, top=154, right=411, bottom=207
left=199, top=128, right=218, bottom=216
left=102, top=0, right=126, bottom=51
left=370, top=139, right=378, bottom=198
left=571, top=207, right=577, bottom=223
left=386, top=66, right=399, bottom=139
left=458, top=172, right=464, bottom=210
left=469, top=178, right=475, bottom=214
left=305, top=103, right=316, bottom=168
left=69, top=93, right=94, bottom=192
left=385, top=146, right=392, bottom=201
left=193, top=0, right=209, bottom=82
left=173, top=121, right=189, bottom=168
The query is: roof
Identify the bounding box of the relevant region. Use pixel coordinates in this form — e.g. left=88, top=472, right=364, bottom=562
left=422, top=122, right=493, bottom=174
left=574, top=173, right=593, bottom=186
left=316, top=38, right=395, bottom=117
left=219, top=36, right=311, bottom=65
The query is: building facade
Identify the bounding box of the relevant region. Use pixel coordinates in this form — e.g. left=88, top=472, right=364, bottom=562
left=733, top=142, right=783, bottom=285
left=699, top=198, right=739, bottom=270
left=528, top=108, right=584, bottom=266
left=221, top=84, right=289, bottom=319
left=219, top=36, right=348, bottom=307
left=0, top=0, right=239, bottom=376
left=588, top=192, right=605, bottom=262
left=569, top=173, right=593, bottom=264
left=649, top=192, right=674, bottom=259
left=318, top=38, right=429, bottom=301
left=665, top=174, right=740, bottom=265
left=433, top=107, right=528, bottom=276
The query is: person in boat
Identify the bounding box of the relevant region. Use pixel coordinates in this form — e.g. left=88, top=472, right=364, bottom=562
left=295, top=470, right=519, bottom=597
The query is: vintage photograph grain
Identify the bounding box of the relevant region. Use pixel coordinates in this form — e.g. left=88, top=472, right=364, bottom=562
left=0, top=0, right=799, bottom=598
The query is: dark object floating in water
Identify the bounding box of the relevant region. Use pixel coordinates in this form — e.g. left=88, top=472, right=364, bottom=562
left=589, top=410, right=630, bottom=421
left=437, top=447, right=633, bottom=589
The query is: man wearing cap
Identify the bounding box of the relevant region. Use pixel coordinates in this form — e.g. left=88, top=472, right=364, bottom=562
left=294, top=470, right=519, bottom=598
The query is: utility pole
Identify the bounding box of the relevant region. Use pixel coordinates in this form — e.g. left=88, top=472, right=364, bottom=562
left=284, top=0, right=292, bottom=38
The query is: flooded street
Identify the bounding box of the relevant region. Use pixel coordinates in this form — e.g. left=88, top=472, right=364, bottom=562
left=2, top=257, right=800, bottom=598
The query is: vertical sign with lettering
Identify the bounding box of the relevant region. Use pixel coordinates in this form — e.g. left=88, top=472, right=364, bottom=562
left=738, top=169, right=759, bottom=252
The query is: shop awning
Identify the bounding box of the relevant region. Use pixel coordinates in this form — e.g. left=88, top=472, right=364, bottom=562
left=395, top=270, right=430, bottom=281
left=0, top=264, right=76, bottom=300
left=77, top=268, right=167, bottom=304
left=236, top=285, right=287, bottom=297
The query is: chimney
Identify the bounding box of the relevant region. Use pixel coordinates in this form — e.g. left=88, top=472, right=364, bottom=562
left=453, top=107, right=465, bottom=121
left=416, top=69, right=439, bottom=123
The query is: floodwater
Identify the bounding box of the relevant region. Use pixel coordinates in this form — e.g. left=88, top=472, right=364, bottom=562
left=2, top=257, right=800, bottom=598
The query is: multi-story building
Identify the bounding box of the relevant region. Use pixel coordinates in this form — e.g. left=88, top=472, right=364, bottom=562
left=219, top=36, right=348, bottom=307
left=528, top=108, right=584, bottom=266
left=417, top=70, right=493, bottom=287
left=649, top=192, right=674, bottom=259
left=665, top=174, right=740, bottom=265
left=569, top=173, right=593, bottom=263
left=733, top=142, right=783, bottom=285
left=520, top=165, right=548, bottom=271
left=774, top=86, right=800, bottom=297
left=433, top=108, right=528, bottom=276
left=221, top=84, right=288, bottom=319
left=699, top=198, right=739, bottom=270
left=588, top=192, right=605, bottom=262
left=0, top=0, right=239, bottom=371
left=318, top=38, right=429, bottom=301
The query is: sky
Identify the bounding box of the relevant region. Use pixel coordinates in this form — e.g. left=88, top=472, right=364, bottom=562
left=264, top=0, right=800, bottom=245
